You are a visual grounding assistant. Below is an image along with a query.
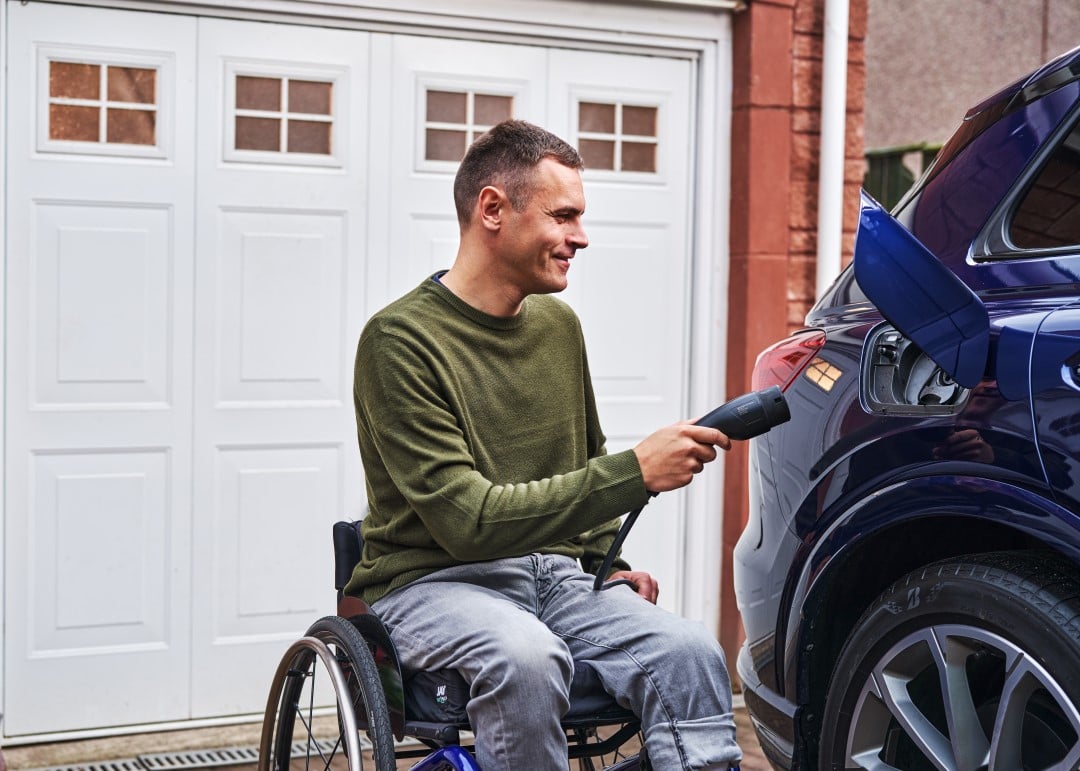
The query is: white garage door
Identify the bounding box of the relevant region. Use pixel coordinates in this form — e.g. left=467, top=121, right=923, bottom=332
left=5, top=2, right=697, bottom=737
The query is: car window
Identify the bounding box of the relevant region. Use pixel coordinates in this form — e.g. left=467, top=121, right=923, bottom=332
left=1010, top=113, right=1080, bottom=249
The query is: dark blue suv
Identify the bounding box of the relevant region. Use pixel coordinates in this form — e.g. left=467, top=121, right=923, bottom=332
left=735, top=46, right=1080, bottom=770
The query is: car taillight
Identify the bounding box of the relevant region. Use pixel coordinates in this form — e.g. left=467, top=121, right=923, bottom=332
left=751, top=330, right=827, bottom=392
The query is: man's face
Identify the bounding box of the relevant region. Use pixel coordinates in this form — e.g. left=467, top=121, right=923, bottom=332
left=498, top=157, right=588, bottom=296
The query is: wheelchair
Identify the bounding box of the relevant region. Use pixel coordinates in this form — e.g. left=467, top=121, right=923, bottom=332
left=257, top=520, right=658, bottom=771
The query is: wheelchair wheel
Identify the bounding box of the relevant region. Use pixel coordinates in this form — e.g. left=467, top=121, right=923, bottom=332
left=260, top=615, right=396, bottom=771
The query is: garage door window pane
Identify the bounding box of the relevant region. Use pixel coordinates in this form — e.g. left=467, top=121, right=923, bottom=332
left=622, top=142, right=656, bottom=173
left=49, top=104, right=99, bottom=142
left=580, top=102, right=615, bottom=134
left=48, top=60, right=158, bottom=147
left=578, top=101, right=659, bottom=173
left=426, top=129, right=468, bottom=162
left=107, top=67, right=156, bottom=104
left=233, top=74, right=333, bottom=156
left=424, top=88, right=513, bottom=162
left=106, top=108, right=156, bottom=145
left=1010, top=117, right=1080, bottom=250
left=289, top=80, right=332, bottom=115
left=622, top=105, right=657, bottom=137
left=427, top=90, right=467, bottom=124
left=50, top=61, right=100, bottom=100
left=236, top=116, right=281, bottom=152
left=580, top=138, right=615, bottom=171
left=474, top=94, right=513, bottom=126
left=288, top=120, right=331, bottom=154
left=237, top=76, right=282, bottom=111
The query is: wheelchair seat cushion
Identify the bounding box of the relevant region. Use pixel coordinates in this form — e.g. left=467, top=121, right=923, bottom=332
left=404, top=660, right=631, bottom=725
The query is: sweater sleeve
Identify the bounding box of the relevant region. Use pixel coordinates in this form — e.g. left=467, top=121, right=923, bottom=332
left=355, top=322, right=649, bottom=563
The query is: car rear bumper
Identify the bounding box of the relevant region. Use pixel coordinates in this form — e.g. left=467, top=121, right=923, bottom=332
left=737, top=644, right=800, bottom=770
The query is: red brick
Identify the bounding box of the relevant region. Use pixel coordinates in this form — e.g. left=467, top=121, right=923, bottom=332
left=726, top=253, right=791, bottom=390
left=793, top=57, right=822, bottom=108
left=849, top=0, right=868, bottom=39
left=794, top=0, right=823, bottom=34
left=845, top=112, right=864, bottom=157
left=793, top=31, right=823, bottom=61
left=730, top=106, right=792, bottom=255
left=792, top=130, right=820, bottom=181
left=789, top=179, right=819, bottom=230
left=793, top=107, right=820, bottom=133
left=790, top=227, right=817, bottom=254
left=847, top=36, right=866, bottom=64
left=733, top=1, right=795, bottom=108
left=845, top=157, right=867, bottom=183
left=846, top=61, right=866, bottom=110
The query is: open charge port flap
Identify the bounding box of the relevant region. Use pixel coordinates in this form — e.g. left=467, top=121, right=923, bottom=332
left=862, top=324, right=969, bottom=416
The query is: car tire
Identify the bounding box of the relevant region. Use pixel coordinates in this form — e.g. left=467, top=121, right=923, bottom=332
left=817, top=551, right=1080, bottom=771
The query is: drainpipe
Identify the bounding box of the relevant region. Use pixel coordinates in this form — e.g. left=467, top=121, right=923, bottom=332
left=816, top=0, right=851, bottom=299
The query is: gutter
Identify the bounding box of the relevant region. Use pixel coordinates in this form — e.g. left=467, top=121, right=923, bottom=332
left=815, top=0, right=850, bottom=299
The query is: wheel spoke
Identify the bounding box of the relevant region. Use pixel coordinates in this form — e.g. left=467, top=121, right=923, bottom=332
left=932, top=629, right=990, bottom=771
left=848, top=675, right=903, bottom=770
left=874, top=630, right=956, bottom=771
left=287, top=664, right=341, bottom=771
left=987, top=646, right=1080, bottom=771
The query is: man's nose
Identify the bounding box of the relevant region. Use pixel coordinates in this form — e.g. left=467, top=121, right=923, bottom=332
left=570, top=224, right=588, bottom=250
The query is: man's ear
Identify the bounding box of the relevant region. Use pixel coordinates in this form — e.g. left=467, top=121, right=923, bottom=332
left=477, top=186, right=505, bottom=231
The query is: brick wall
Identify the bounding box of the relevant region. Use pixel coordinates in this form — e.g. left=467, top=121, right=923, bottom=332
left=721, top=0, right=867, bottom=682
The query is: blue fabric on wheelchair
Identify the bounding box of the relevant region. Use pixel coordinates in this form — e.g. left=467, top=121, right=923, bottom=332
left=404, top=660, right=630, bottom=725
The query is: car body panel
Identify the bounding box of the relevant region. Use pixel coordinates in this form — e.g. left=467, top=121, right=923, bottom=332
left=735, top=44, right=1080, bottom=770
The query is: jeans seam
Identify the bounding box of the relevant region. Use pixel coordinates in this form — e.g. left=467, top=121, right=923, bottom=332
left=555, top=631, right=691, bottom=768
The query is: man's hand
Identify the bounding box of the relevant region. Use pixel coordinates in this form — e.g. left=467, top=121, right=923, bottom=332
left=607, top=570, right=659, bottom=603
left=633, top=421, right=731, bottom=493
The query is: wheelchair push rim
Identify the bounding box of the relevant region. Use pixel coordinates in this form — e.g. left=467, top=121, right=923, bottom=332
left=259, top=615, right=396, bottom=771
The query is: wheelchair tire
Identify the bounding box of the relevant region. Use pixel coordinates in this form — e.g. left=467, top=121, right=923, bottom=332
left=263, top=615, right=396, bottom=771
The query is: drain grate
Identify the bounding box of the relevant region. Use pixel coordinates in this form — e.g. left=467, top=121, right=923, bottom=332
left=138, top=747, right=260, bottom=770
left=26, top=737, right=356, bottom=771
left=24, top=761, right=145, bottom=771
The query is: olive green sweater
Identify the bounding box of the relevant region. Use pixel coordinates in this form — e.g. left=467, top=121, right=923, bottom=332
left=345, top=275, right=649, bottom=604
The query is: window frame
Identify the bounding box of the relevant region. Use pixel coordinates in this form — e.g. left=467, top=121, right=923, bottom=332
left=37, top=45, right=172, bottom=160
left=569, top=87, right=670, bottom=184
left=222, top=60, right=346, bottom=168
left=412, top=74, right=525, bottom=174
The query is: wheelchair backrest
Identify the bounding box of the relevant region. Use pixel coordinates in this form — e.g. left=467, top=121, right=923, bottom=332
left=333, top=520, right=364, bottom=592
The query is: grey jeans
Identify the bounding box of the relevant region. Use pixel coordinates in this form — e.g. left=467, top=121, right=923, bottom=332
left=371, top=554, right=740, bottom=770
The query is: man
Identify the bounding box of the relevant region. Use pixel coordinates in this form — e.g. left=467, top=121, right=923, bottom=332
left=346, top=119, right=741, bottom=770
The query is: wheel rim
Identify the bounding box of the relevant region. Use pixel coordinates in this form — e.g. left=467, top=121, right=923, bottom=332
left=269, top=638, right=366, bottom=771
left=845, top=624, right=1080, bottom=771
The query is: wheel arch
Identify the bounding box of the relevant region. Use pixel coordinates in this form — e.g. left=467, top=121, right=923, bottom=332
left=783, top=475, right=1080, bottom=766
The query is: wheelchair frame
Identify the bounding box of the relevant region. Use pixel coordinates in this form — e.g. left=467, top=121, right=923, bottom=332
left=257, top=520, right=652, bottom=771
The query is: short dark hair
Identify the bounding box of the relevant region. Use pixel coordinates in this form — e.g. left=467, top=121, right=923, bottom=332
left=453, top=120, right=584, bottom=227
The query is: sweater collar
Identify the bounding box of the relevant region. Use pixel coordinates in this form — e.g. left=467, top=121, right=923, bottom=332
left=426, top=272, right=529, bottom=330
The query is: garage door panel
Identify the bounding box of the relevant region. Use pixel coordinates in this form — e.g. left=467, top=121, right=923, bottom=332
left=5, top=2, right=196, bottom=736
left=210, top=445, right=337, bottom=637
left=31, top=450, right=172, bottom=650
left=32, top=201, right=173, bottom=407
left=404, top=212, right=459, bottom=283
left=547, top=48, right=694, bottom=615
left=563, top=221, right=678, bottom=424
left=384, top=35, right=547, bottom=303
left=191, top=17, right=369, bottom=717
left=193, top=444, right=339, bottom=714
left=6, top=5, right=710, bottom=735
left=216, top=209, right=347, bottom=404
